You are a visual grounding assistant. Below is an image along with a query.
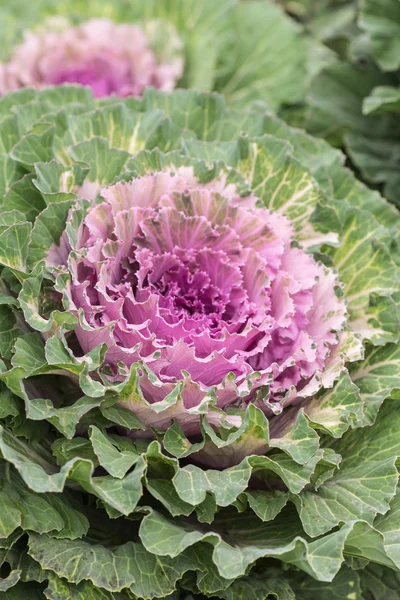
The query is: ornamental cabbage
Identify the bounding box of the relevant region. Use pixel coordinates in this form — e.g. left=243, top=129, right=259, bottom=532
left=0, top=0, right=308, bottom=111
left=0, top=86, right=400, bottom=599
left=56, top=169, right=346, bottom=438
left=0, top=18, right=183, bottom=97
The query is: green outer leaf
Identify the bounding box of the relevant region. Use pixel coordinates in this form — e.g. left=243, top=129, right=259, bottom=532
left=11, top=122, right=55, bottom=167
left=198, top=403, right=319, bottom=468
left=359, top=0, right=400, bottom=71
left=18, top=273, right=77, bottom=334
left=172, top=462, right=250, bottom=508
left=139, top=507, right=355, bottom=582
left=2, top=174, right=46, bottom=222
left=89, top=427, right=138, bottom=479
left=374, top=484, right=400, bottom=569
left=359, top=563, right=400, bottom=600
left=351, top=343, right=400, bottom=425
left=0, top=425, right=146, bottom=516
left=304, top=60, right=400, bottom=206
left=243, top=490, right=289, bottom=522
left=27, top=533, right=210, bottom=598
left=363, top=86, right=400, bottom=115
left=27, top=534, right=137, bottom=592
left=28, top=200, right=73, bottom=268
left=294, top=393, right=400, bottom=537
left=215, top=1, right=307, bottom=110
left=0, top=222, right=31, bottom=271
left=288, top=566, right=362, bottom=600
left=99, top=405, right=145, bottom=432
left=235, top=136, right=324, bottom=240
left=328, top=208, right=399, bottom=342
left=68, top=138, right=130, bottom=186
left=44, top=575, right=125, bottom=600
left=303, top=371, right=363, bottom=437
left=0, top=304, right=22, bottom=360
left=0, top=462, right=88, bottom=541
left=206, top=568, right=296, bottom=599
left=63, top=105, right=166, bottom=154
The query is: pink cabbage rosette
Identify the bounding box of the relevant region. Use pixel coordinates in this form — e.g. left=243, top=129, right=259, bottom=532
left=55, top=168, right=347, bottom=435
left=0, top=18, right=183, bottom=98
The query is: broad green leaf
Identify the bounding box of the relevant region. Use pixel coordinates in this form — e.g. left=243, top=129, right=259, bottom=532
left=99, top=405, right=145, bottom=432
left=173, top=462, right=251, bottom=508
left=0, top=115, right=20, bottom=153
left=0, top=425, right=146, bottom=515
left=359, top=563, right=400, bottom=600
left=0, top=222, right=31, bottom=271
left=262, top=111, right=399, bottom=229
left=18, top=273, right=77, bottom=334
left=305, top=62, right=391, bottom=144
left=329, top=208, right=399, bottom=342
left=89, top=427, right=138, bottom=479
left=33, top=160, right=87, bottom=204
left=11, top=122, right=55, bottom=167
left=200, top=403, right=318, bottom=468
left=248, top=451, right=324, bottom=496
left=351, top=343, right=400, bottom=425
left=346, top=130, right=400, bottom=207
left=305, top=61, right=400, bottom=205
left=373, top=483, right=400, bottom=569
left=269, top=409, right=319, bottom=465
left=243, top=490, right=289, bottom=522
left=28, top=534, right=208, bottom=598
left=344, top=521, right=396, bottom=568
left=206, top=568, right=296, bottom=599
left=294, top=395, right=400, bottom=537
left=46, top=396, right=105, bottom=440
left=310, top=449, right=342, bottom=490
left=0, top=88, right=35, bottom=117
left=44, top=575, right=121, bottom=600
left=304, top=371, right=363, bottom=438
left=68, top=138, right=130, bottom=188
left=363, top=86, right=400, bottom=116
left=163, top=419, right=205, bottom=459
left=0, top=569, right=22, bottom=592
left=234, top=136, right=338, bottom=248
left=0, top=382, right=20, bottom=418
left=1, top=335, right=104, bottom=438
left=144, top=441, right=194, bottom=517
left=0, top=462, right=88, bottom=540
left=52, top=438, right=98, bottom=467
left=34, top=84, right=95, bottom=110
left=0, top=304, right=22, bottom=360
left=215, top=1, right=307, bottom=110
left=359, top=0, right=400, bottom=71
left=143, top=88, right=226, bottom=142
left=28, top=199, right=73, bottom=267
left=0, top=582, right=45, bottom=599
left=294, top=456, right=397, bottom=537
left=13, top=100, right=55, bottom=132
left=11, top=333, right=46, bottom=374
left=139, top=507, right=356, bottom=582
left=28, top=535, right=137, bottom=592
left=195, top=493, right=218, bottom=524
left=0, top=155, right=26, bottom=201
left=0, top=210, right=27, bottom=231
left=288, top=566, right=362, bottom=600
left=64, top=105, right=165, bottom=154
